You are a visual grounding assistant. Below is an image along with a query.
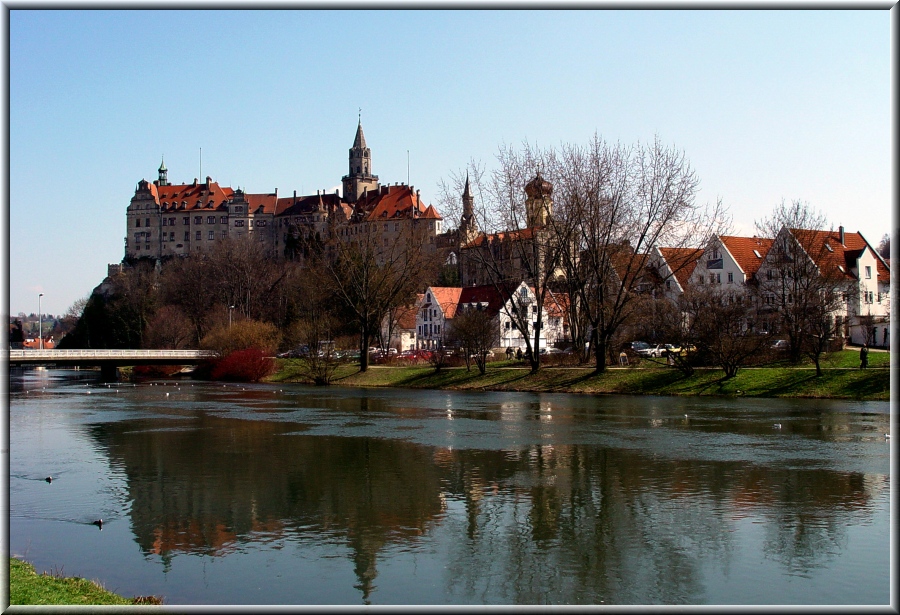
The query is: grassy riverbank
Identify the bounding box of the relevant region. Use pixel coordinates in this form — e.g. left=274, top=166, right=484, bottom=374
left=268, top=350, right=890, bottom=400
left=8, top=557, right=162, bottom=606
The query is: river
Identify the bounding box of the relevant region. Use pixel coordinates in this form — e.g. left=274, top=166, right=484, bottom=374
left=7, top=368, right=891, bottom=605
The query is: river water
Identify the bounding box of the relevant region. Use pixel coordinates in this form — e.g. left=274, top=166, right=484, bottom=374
left=7, top=368, right=892, bottom=606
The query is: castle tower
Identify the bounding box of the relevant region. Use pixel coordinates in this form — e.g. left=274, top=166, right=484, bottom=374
left=341, top=118, right=379, bottom=204
left=459, top=173, right=479, bottom=245
left=157, top=157, right=168, bottom=186
left=524, top=172, right=553, bottom=228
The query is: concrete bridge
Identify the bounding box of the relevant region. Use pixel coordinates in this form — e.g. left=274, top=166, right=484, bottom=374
left=7, top=349, right=217, bottom=380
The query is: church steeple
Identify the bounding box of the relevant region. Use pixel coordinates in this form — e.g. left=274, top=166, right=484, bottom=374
left=342, top=114, right=379, bottom=204
left=459, top=172, right=478, bottom=245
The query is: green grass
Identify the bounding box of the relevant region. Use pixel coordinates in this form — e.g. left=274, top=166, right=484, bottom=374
left=8, top=557, right=162, bottom=605
left=267, top=349, right=890, bottom=400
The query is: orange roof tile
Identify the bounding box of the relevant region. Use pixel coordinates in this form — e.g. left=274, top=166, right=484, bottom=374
left=719, top=235, right=773, bottom=278
left=424, top=287, right=463, bottom=319
left=789, top=228, right=888, bottom=282
left=358, top=185, right=442, bottom=222
left=153, top=181, right=234, bottom=211
left=658, top=247, right=703, bottom=288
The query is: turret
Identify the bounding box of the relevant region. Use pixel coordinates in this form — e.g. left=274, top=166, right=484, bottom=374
left=341, top=116, right=379, bottom=204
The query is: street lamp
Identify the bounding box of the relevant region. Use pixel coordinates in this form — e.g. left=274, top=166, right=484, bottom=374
left=229, top=305, right=235, bottom=329
left=38, top=293, right=44, bottom=350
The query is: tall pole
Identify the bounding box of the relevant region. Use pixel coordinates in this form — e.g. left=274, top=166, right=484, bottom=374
left=229, top=305, right=234, bottom=329
left=38, top=293, right=43, bottom=349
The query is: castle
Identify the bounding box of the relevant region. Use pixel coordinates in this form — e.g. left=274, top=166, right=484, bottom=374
left=124, top=121, right=444, bottom=261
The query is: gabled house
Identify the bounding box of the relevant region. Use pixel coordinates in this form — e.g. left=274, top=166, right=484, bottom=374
left=381, top=297, right=421, bottom=352
left=416, top=287, right=462, bottom=349
left=687, top=235, right=773, bottom=291
left=650, top=247, right=704, bottom=300
left=416, top=282, right=569, bottom=351
left=758, top=226, right=890, bottom=347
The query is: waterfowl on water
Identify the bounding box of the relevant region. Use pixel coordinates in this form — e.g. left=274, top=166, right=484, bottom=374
left=45, top=476, right=52, bottom=483
left=92, top=519, right=103, bottom=529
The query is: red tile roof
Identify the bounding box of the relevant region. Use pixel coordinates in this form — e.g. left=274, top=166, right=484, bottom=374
left=424, top=287, right=463, bottom=319
left=720, top=235, right=773, bottom=278
left=789, top=228, right=889, bottom=283
left=395, top=299, right=420, bottom=330
left=658, top=247, right=703, bottom=288
left=152, top=181, right=234, bottom=211
left=357, top=185, right=442, bottom=222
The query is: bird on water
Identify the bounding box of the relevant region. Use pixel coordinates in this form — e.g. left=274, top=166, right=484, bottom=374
left=92, top=519, right=103, bottom=529
left=45, top=476, right=52, bottom=483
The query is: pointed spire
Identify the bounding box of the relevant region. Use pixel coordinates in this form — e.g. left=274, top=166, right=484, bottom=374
left=353, top=119, right=367, bottom=150
left=157, top=156, right=168, bottom=186
left=463, top=172, right=471, bottom=200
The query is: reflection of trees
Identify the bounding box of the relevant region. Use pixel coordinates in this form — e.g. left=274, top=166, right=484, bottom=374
left=87, top=416, right=446, bottom=602
left=85, top=401, right=881, bottom=605
left=436, top=443, right=879, bottom=604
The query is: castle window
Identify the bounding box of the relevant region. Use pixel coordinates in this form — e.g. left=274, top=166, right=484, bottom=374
left=222, top=231, right=227, bottom=239
left=235, top=206, right=243, bottom=213
left=183, top=217, right=189, bottom=225
left=196, top=231, right=201, bottom=240
left=208, top=231, right=215, bottom=240
left=235, top=220, right=245, bottom=227
left=184, top=232, right=189, bottom=241
left=221, top=216, right=227, bottom=224
left=194, top=216, right=202, bottom=225
left=135, top=219, right=141, bottom=227
left=207, top=216, right=215, bottom=224
left=145, top=218, right=150, bottom=227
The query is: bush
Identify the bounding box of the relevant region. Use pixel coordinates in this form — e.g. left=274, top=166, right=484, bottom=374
left=210, top=348, right=276, bottom=382
left=200, top=320, right=281, bottom=357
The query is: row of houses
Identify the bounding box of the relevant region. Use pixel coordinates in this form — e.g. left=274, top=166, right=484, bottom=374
left=382, top=282, right=570, bottom=353
left=380, top=224, right=889, bottom=354
left=649, top=226, right=890, bottom=347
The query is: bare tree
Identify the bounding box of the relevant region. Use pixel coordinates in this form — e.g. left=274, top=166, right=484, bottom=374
left=144, top=305, right=194, bottom=349
left=877, top=233, right=890, bottom=260
left=557, top=135, right=727, bottom=373
left=755, top=199, right=852, bottom=370
left=448, top=307, right=500, bottom=374
left=681, top=286, right=770, bottom=379
left=455, top=143, right=567, bottom=373
left=318, top=224, right=438, bottom=372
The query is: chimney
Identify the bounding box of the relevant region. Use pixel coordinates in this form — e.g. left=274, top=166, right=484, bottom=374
left=193, top=178, right=198, bottom=186
left=839, top=225, right=845, bottom=245
left=205, top=176, right=211, bottom=188
left=293, top=190, right=297, bottom=198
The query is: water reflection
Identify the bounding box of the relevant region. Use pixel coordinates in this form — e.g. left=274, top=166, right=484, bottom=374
left=9, top=373, right=889, bottom=605
left=83, top=406, right=886, bottom=603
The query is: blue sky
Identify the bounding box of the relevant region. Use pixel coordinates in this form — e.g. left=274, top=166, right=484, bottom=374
left=7, top=9, right=891, bottom=317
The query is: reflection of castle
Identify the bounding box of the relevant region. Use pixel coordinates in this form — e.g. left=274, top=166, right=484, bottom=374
left=88, top=411, right=447, bottom=598
left=86, top=399, right=882, bottom=603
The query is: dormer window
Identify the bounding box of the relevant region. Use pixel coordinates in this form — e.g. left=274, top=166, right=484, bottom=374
left=825, top=243, right=833, bottom=252
left=753, top=249, right=761, bottom=258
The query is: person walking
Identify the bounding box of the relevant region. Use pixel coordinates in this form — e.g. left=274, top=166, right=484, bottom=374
left=859, top=345, right=869, bottom=369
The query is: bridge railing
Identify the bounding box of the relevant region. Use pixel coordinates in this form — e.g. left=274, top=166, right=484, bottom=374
left=8, top=349, right=218, bottom=360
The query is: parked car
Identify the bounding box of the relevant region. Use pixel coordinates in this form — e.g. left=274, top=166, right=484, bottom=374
left=624, top=341, right=651, bottom=355
left=540, top=347, right=563, bottom=355
left=771, top=339, right=789, bottom=350
left=636, top=344, right=666, bottom=358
